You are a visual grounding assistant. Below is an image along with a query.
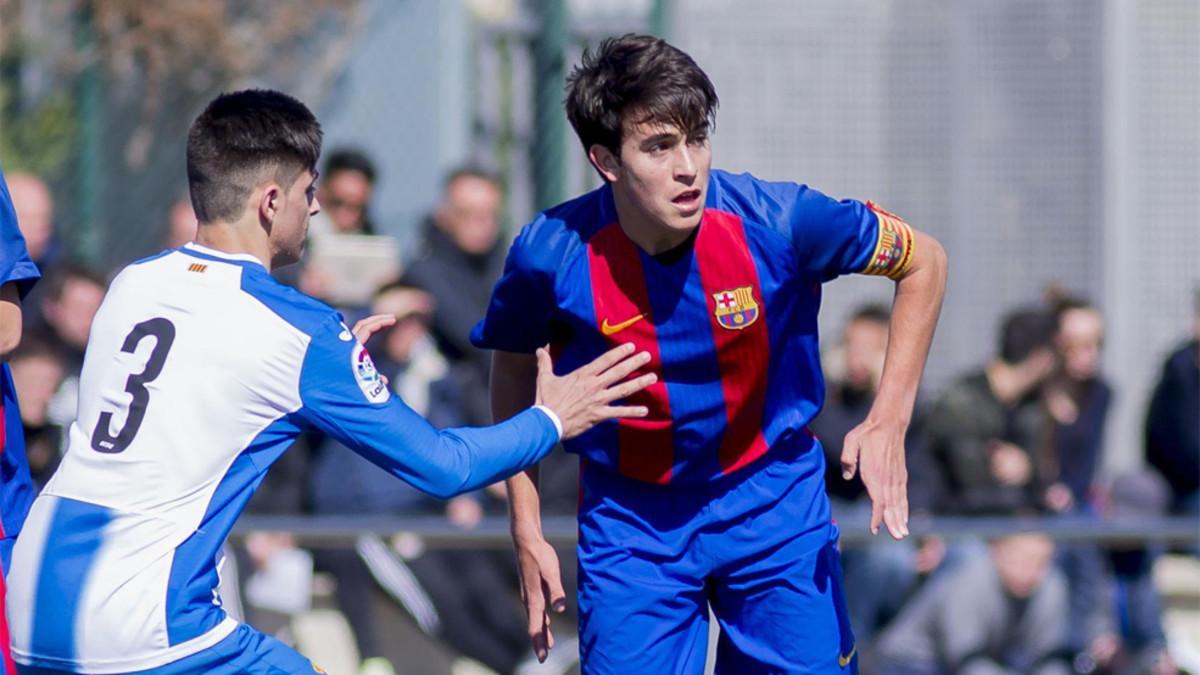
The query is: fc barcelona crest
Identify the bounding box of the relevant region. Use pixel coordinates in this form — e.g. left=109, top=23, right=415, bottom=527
left=712, top=286, right=760, bottom=330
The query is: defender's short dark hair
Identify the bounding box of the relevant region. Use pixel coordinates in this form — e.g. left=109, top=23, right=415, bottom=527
left=998, top=307, right=1055, bottom=364
left=565, top=34, right=718, bottom=156
left=323, top=149, right=377, bottom=185
left=186, top=89, right=323, bottom=223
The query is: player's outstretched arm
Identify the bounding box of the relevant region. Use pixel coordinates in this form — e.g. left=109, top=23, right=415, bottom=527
left=842, top=229, right=947, bottom=539
left=301, top=320, right=654, bottom=500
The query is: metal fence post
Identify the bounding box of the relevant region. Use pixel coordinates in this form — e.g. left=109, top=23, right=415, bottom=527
left=531, top=0, right=568, bottom=212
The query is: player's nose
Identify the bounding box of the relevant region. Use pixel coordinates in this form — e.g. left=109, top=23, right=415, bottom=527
left=674, top=146, right=697, bottom=180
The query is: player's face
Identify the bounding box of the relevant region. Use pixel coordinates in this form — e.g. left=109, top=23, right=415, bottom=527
left=269, top=169, right=320, bottom=268
left=594, top=115, right=711, bottom=246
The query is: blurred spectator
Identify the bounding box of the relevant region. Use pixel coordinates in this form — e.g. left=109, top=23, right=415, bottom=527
left=30, top=265, right=106, bottom=430
left=308, top=282, right=532, bottom=674
left=1042, top=298, right=1110, bottom=514
left=32, top=264, right=105, bottom=375
left=7, top=172, right=64, bottom=328
left=1039, top=297, right=1115, bottom=663
left=873, top=533, right=1070, bottom=675
left=7, top=341, right=66, bottom=489
left=6, top=172, right=61, bottom=269
left=1086, top=471, right=1179, bottom=675
left=927, top=308, right=1056, bottom=514
left=817, top=304, right=889, bottom=504
left=310, top=148, right=377, bottom=237
left=295, top=150, right=398, bottom=309
left=812, top=304, right=943, bottom=645
left=402, top=166, right=504, bottom=426
left=1144, top=328, right=1199, bottom=516
left=165, top=196, right=198, bottom=248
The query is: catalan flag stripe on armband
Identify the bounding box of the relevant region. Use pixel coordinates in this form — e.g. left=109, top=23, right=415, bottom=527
left=862, top=201, right=915, bottom=280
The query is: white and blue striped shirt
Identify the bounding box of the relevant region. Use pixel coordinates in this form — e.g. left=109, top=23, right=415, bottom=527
left=6, top=244, right=559, bottom=673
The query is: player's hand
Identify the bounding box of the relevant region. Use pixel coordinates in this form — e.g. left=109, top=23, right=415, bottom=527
left=535, top=343, right=655, bottom=440
left=514, top=533, right=565, bottom=662
left=352, top=313, right=397, bottom=343
left=841, top=417, right=909, bottom=539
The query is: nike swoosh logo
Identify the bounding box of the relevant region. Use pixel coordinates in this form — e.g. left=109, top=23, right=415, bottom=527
left=600, top=313, right=645, bottom=336
left=838, top=646, right=856, bottom=668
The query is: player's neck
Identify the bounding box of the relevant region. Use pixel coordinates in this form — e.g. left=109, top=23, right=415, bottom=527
left=193, top=221, right=273, bottom=271
left=612, top=189, right=697, bottom=255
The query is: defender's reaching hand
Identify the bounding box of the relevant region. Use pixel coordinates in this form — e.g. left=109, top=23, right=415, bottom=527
left=535, top=343, right=655, bottom=439
left=352, top=313, right=397, bottom=343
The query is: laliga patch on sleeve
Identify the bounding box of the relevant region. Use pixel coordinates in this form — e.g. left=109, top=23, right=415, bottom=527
left=351, top=342, right=390, bottom=403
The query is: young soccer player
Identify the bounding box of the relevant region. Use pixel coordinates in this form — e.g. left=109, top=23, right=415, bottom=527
left=5, top=89, right=655, bottom=674
left=475, top=35, right=948, bottom=673
left=1, top=167, right=42, bottom=675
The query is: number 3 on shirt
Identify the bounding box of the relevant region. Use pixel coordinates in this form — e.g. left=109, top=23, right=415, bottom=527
left=91, top=317, right=176, bottom=454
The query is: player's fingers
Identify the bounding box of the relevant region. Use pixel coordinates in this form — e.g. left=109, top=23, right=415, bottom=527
left=602, top=372, right=657, bottom=402
left=545, top=613, right=556, bottom=650
left=544, top=564, right=567, bottom=613
left=595, top=350, right=652, bottom=387
left=535, top=347, right=553, bottom=381
left=582, top=342, right=636, bottom=377
left=531, top=629, right=548, bottom=662
left=869, top=496, right=883, bottom=536
left=525, top=593, right=544, bottom=638
left=883, top=478, right=909, bottom=539
left=840, top=434, right=860, bottom=480
left=531, top=585, right=553, bottom=661
left=352, top=314, right=396, bottom=343
left=884, top=503, right=905, bottom=540
left=600, top=405, right=650, bottom=420
left=524, top=576, right=546, bottom=626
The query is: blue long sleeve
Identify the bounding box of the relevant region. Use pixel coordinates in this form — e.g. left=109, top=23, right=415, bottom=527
left=296, top=318, right=559, bottom=499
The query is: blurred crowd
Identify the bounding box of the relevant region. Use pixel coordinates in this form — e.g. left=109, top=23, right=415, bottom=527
left=5, top=153, right=1198, bottom=675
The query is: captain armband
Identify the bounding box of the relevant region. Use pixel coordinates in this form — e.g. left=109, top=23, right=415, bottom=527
left=861, top=201, right=915, bottom=280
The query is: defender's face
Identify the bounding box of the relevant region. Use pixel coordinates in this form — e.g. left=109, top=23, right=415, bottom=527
left=607, top=117, right=711, bottom=235
left=271, top=170, right=320, bottom=268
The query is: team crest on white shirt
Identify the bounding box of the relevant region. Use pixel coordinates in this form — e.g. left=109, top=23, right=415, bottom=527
left=352, top=343, right=390, bottom=403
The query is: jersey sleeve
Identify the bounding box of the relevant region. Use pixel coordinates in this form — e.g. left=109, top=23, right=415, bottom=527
left=0, top=169, right=41, bottom=297
left=715, top=172, right=914, bottom=281
left=470, top=221, right=557, bottom=354
left=297, top=315, right=560, bottom=499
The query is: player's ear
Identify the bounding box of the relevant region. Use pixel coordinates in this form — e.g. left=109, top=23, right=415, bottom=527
left=259, top=184, right=282, bottom=225
left=588, top=144, right=621, bottom=183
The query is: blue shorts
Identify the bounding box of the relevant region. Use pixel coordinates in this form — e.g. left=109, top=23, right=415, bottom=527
left=576, top=438, right=857, bottom=674
left=17, top=624, right=322, bottom=675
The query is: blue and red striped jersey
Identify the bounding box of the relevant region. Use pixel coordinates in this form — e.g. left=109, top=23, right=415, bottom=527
left=472, top=170, right=913, bottom=485
left=0, top=167, right=41, bottom=539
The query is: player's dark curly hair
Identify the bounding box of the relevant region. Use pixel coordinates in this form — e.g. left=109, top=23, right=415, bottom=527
left=565, top=34, right=718, bottom=159
left=186, top=89, right=323, bottom=223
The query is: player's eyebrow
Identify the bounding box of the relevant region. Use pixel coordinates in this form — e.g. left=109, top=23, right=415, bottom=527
left=639, top=132, right=680, bottom=149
